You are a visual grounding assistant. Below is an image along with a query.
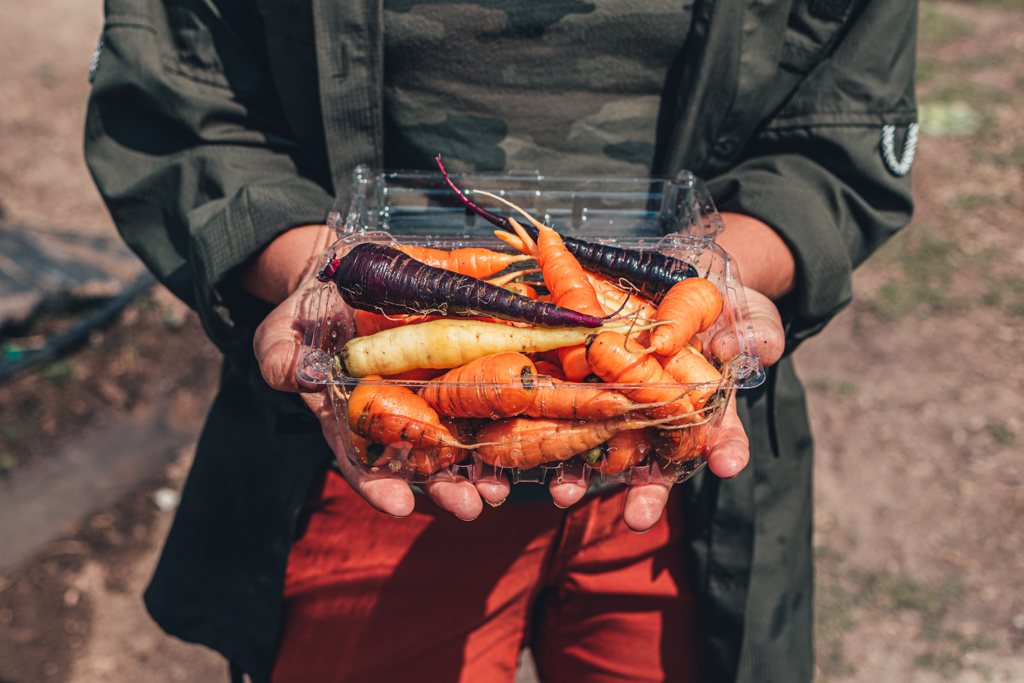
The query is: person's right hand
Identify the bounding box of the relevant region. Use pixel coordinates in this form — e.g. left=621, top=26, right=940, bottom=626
left=253, top=278, right=511, bottom=521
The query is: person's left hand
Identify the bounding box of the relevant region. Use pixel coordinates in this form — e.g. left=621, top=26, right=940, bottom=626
left=561, top=286, right=786, bottom=532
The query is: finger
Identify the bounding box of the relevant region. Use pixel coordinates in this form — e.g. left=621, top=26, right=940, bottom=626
left=706, top=399, right=749, bottom=479
left=423, top=478, right=485, bottom=521
left=549, top=479, right=588, bottom=509
left=299, top=389, right=417, bottom=518
left=475, top=479, right=511, bottom=507
left=623, top=483, right=671, bottom=533
left=709, top=287, right=785, bottom=368
left=253, top=286, right=319, bottom=393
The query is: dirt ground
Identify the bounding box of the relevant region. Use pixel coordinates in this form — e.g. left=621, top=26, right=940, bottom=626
left=1, top=0, right=1022, bottom=682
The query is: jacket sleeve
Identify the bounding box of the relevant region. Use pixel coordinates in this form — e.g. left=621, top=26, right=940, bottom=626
left=84, top=0, right=335, bottom=356
left=706, top=0, right=918, bottom=346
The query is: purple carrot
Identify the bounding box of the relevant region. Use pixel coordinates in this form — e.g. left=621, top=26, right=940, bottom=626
left=435, top=156, right=698, bottom=303
left=318, top=243, right=605, bottom=328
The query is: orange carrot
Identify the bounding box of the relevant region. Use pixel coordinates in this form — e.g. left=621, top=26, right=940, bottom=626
left=501, top=281, right=538, bottom=299
left=587, top=273, right=657, bottom=343
left=649, top=421, right=708, bottom=463
left=532, top=360, right=566, bottom=381
left=353, top=309, right=411, bottom=337
left=585, top=331, right=700, bottom=420
left=418, top=353, right=538, bottom=418
left=405, top=444, right=468, bottom=475
left=588, top=429, right=652, bottom=474
left=646, top=278, right=723, bottom=357
left=475, top=415, right=659, bottom=469
left=349, top=431, right=386, bottom=466
left=347, top=377, right=466, bottom=449
left=658, top=344, right=724, bottom=411
left=384, top=367, right=447, bottom=382
left=394, top=244, right=532, bottom=278
left=524, top=378, right=648, bottom=421
left=501, top=216, right=606, bottom=381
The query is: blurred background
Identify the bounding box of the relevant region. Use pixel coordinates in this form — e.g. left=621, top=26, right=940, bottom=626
left=0, top=0, right=1021, bottom=681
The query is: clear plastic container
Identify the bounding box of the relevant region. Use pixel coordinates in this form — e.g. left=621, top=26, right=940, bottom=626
left=298, top=167, right=764, bottom=488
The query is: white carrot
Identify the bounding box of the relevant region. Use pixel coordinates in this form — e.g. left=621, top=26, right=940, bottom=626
left=339, top=319, right=602, bottom=378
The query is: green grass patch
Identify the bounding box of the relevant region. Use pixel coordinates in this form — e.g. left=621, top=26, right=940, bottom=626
left=868, top=229, right=977, bottom=320
left=986, top=420, right=1016, bottom=445
left=951, top=193, right=1001, bottom=211
left=41, top=360, right=75, bottom=385
left=921, top=81, right=1012, bottom=106
left=809, top=378, right=857, bottom=396
left=916, top=57, right=938, bottom=85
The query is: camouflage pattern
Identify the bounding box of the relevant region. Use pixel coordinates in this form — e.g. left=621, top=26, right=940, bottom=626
left=382, top=0, right=691, bottom=176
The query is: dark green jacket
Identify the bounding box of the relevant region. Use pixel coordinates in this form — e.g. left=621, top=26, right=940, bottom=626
left=84, top=0, right=916, bottom=681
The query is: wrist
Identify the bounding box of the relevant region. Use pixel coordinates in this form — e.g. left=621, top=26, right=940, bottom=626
left=716, top=212, right=796, bottom=301
left=238, top=224, right=334, bottom=304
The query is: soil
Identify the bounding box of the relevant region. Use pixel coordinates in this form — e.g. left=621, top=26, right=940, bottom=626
left=1, top=0, right=1023, bottom=682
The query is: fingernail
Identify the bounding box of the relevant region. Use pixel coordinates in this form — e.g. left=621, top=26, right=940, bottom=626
left=486, top=498, right=507, bottom=508
left=553, top=501, right=569, bottom=509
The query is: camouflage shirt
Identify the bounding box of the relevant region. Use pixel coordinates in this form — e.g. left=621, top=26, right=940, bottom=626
left=382, top=0, right=691, bottom=176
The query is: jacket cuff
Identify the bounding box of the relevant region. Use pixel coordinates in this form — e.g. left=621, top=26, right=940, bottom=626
left=189, top=179, right=335, bottom=354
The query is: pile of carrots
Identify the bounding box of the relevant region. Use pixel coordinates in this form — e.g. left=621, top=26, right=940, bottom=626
left=323, top=173, right=730, bottom=480
left=332, top=237, right=728, bottom=480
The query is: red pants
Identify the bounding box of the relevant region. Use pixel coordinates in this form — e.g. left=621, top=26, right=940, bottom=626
left=272, top=470, right=705, bottom=683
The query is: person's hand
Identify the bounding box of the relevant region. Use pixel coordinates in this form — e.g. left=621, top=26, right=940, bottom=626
left=610, top=286, right=786, bottom=532
left=253, top=278, right=510, bottom=521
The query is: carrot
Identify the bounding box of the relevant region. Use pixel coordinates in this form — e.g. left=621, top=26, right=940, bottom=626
left=475, top=415, right=662, bottom=469
left=405, top=444, right=468, bottom=475
left=418, top=352, right=538, bottom=418
left=646, top=277, right=723, bottom=357
left=493, top=212, right=605, bottom=381
left=587, top=273, right=658, bottom=344
left=486, top=268, right=540, bottom=288
left=501, top=281, right=538, bottom=299
left=587, top=429, right=652, bottom=474
left=532, top=360, right=566, bottom=381
left=649, top=421, right=708, bottom=463
left=587, top=273, right=658, bottom=320
left=436, top=156, right=698, bottom=302
left=349, top=430, right=387, bottom=467
left=353, top=309, right=412, bottom=337
left=346, top=377, right=467, bottom=449
left=584, top=330, right=701, bottom=419
left=657, top=344, right=724, bottom=411
left=393, top=244, right=531, bottom=278
left=524, top=378, right=651, bottom=421
left=320, top=242, right=606, bottom=329
left=339, top=319, right=605, bottom=378
left=383, top=367, right=447, bottom=382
